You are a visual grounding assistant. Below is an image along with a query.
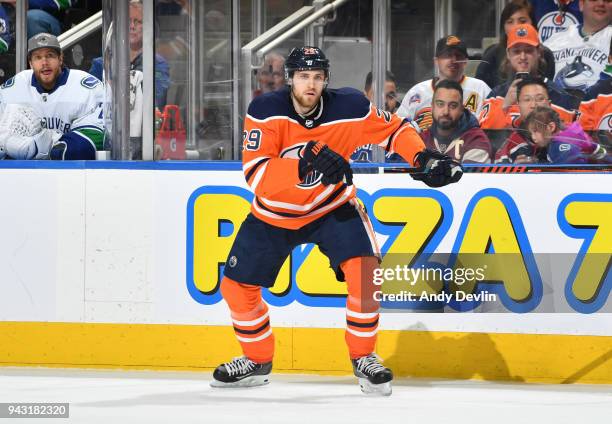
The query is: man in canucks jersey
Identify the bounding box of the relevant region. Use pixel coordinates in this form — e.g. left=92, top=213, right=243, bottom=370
left=0, top=32, right=104, bottom=160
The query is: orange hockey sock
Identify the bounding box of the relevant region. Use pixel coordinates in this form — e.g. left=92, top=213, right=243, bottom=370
left=220, top=277, right=275, bottom=364
left=341, top=256, right=380, bottom=359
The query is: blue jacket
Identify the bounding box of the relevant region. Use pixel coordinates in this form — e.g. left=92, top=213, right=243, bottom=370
left=547, top=122, right=612, bottom=164
left=89, top=54, right=170, bottom=109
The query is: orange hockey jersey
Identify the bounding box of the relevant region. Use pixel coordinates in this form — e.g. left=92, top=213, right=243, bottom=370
left=479, top=80, right=578, bottom=129
left=242, top=87, right=425, bottom=229
left=579, top=77, right=611, bottom=131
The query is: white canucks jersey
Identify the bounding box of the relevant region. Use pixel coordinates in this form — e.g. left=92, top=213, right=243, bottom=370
left=396, top=76, right=491, bottom=130
left=544, top=24, right=611, bottom=92
left=0, top=68, right=104, bottom=150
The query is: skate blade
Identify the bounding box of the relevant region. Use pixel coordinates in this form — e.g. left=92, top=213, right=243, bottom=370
left=358, top=378, right=392, bottom=396
left=210, top=375, right=270, bottom=388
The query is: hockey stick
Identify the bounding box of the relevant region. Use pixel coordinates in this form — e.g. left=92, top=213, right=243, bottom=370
left=350, top=163, right=612, bottom=174
left=382, top=163, right=612, bottom=174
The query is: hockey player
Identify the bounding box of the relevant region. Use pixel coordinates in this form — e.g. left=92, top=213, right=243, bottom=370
left=544, top=0, right=611, bottom=93
left=397, top=35, right=490, bottom=131
left=0, top=33, right=104, bottom=160
left=420, top=80, right=492, bottom=163
left=210, top=46, right=463, bottom=396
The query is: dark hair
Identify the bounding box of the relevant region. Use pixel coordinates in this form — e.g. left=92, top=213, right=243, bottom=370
left=433, top=78, right=464, bottom=102
left=499, top=0, right=535, bottom=47
left=516, top=76, right=549, bottom=98
left=496, top=1, right=541, bottom=84
left=523, top=106, right=563, bottom=133
left=364, top=71, right=396, bottom=92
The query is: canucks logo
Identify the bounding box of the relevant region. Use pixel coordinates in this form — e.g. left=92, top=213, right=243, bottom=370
left=81, top=76, right=101, bottom=89
left=554, top=56, right=594, bottom=92
left=1, top=76, right=14, bottom=89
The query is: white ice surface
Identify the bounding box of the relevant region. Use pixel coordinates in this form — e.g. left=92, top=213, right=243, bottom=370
left=1, top=368, right=611, bottom=424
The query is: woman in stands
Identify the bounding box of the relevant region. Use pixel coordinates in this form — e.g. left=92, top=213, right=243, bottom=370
left=476, top=0, right=556, bottom=89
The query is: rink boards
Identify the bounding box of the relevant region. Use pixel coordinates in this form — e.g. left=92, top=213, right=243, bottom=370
left=0, top=162, right=611, bottom=383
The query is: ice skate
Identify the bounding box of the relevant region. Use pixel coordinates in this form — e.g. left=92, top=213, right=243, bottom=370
left=352, top=353, right=393, bottom=396
left=210, top=356, right=272, bottom=388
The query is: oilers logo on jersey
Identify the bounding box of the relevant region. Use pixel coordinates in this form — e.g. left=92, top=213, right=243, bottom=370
left=280, top=142, right=324, bottom=187
left=538, top=10, right=579, bottom=42
left=241, top=86, right=426, bottom=230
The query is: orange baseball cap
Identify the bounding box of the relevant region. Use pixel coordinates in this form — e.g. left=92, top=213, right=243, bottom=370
left=507, top=24, right=539, bottom=49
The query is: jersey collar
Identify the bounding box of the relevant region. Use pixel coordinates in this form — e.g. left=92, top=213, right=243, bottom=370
left=31, top=67, right=70, bottom=94
left=578, top=24, right=608, bottom=40
left=290, top=89, right=325, bottom=129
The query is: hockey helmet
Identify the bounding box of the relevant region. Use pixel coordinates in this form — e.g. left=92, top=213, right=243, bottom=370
left=284, top=46, right=330, bottom=83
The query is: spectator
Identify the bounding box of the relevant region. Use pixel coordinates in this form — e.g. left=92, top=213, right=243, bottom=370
left=579, top=46, right=611, bottom=133
left=531, top=0, right=583, bottom=42
left=476, top=0, right=556, bottom=89
left=157, top=0, right=191, bottom=15
left=0, top=3, right=11, bottom=53
left=364, top=71, right=399, bottom=113
left=156, top=0, right=192, bottom=63
left=420, top=79, right=492, bottom=163
left=89, top=0, right=170, bottom=109
left=397, top=35, right=491, bottom=131
left=523, top=106, right=611, bottom=163
left=479, top=24, right=579, bottom=130
left=350, top=71, right=399, bottom=164
left=0, top=33, right=104, bottom=160
left=544, top=0, right=611, bottom=93
left=494, top=77, right=574, bottom=162
left=26, top=0, right=77, bottom=39
left=253, top=52, right=285, bottom=97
